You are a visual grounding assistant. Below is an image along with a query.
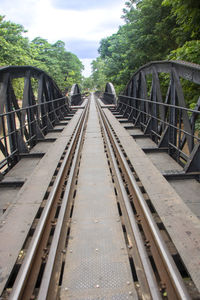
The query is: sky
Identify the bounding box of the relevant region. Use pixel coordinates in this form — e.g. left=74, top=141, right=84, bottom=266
left=0, top=0, right=125, bottom=77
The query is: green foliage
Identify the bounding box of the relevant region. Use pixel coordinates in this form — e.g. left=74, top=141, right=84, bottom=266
left=30, top=37, right=83, bottom=90
left=0, top=16, right=31, bottom=65
left=93, top=0, right=178, bottom=93
left=168, top=40, right=200, bottom=107
left=91, top=57, right=107, bottom=91
left=0, top=16, right=83, bottom=93
left=162, top=0, right=200, bottom=43
left=81, top=76, right=94, bottom=91
left=91, top=0, right=200, bottom=101
left=168, top=40, right=200, bottom=64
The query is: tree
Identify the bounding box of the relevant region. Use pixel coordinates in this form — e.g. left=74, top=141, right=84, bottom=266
left=81, top=76, right=94, bottom=91
left=91, top=57, right=107, bottom=90
left=91, top=0, right=200, bottom=112
left=0, top=15, right=83, bottom=93
left=0, top=16, right=32, bottom=65
left=93, top=0, right=177, bottom=93
left=162, top=0, right=200, bottom=43
left=30, top=38, right=84, bottom=90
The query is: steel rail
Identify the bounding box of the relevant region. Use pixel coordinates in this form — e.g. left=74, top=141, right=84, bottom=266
left=37, top=99, right=89, bottom=300
left=97, top=100, right=191, bottom=300
left=9, top=102, right=89, bottom=300
left=96, top=101, right=161, bottom=300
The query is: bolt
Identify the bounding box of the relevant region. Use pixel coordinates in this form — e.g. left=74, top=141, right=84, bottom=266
left=96, top=284, right=100, bottom=288
left=64, top=287, right=68, bottom=291
left=129, top=291, right=132, bottom=295
left=127, top=281, right=130, bottom=285
left=69, top=250, right=73, bottom=253
left=160, top=282, right=166, bottom=289
left=51, top=220, right=57, bottom=226
left=145, top=240, right=151, bottom=248
left=62, top=249, right=66, bottom=254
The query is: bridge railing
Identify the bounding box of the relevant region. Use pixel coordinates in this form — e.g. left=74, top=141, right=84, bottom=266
left=103, top=82, right=117, bottom=105
left=70, top=83, right=83, bottom=106
left=115, top=61, right=200, bottom=173
left=0, top=66, right=72, bottom=175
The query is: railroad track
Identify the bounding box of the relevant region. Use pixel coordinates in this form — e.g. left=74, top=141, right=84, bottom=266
left=96, top=100, right=197, bottom=299
left=1, top=100, right=90, bottom=300
left=1, top=94, right=199, bottom=299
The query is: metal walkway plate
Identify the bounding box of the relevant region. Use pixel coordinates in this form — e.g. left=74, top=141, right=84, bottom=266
left=61, top=96, right=137, bottom=299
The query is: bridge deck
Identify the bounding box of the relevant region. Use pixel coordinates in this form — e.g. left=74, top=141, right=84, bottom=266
left=60, top=97, right=137, bottom=299
left=0, top=110, right=82, bottom=294
left=104, top=107, right=200, bottom=292
left=0, top=96, right=200, bottom=298
left=120, top=124, right=200, bottom=219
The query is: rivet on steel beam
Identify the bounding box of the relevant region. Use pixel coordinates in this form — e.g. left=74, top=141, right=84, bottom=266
left=160, top=282, right=166, bottom=289
left=51, top=220, right=57, bottom=226
left=145, top=241, right=151, bottom=248
left=129, top=291, right=133, bottom=295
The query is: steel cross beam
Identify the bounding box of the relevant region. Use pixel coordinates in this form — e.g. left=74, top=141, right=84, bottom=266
left=0, top=66, right=77, bottom=175
left=104, top=60, right=200, bottom=173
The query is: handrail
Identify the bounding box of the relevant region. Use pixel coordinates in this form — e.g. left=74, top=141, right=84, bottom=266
left=0, top=65, right=74, bottom=174
left=106, top=60, right=200, bottom=173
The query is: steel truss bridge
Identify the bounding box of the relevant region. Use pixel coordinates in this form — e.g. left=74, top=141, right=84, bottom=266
left=0, top=61, right=200, bottom=299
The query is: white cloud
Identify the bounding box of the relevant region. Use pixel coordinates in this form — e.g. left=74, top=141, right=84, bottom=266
left=81, top=58, right=93, bottom=77
left=23, top=0, right=124, bottom=42
left=0, top=0, right=125, bottom=76
left=0, top=0, right=38, bottom=28
left=1, top=0, right=124, bottom=43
